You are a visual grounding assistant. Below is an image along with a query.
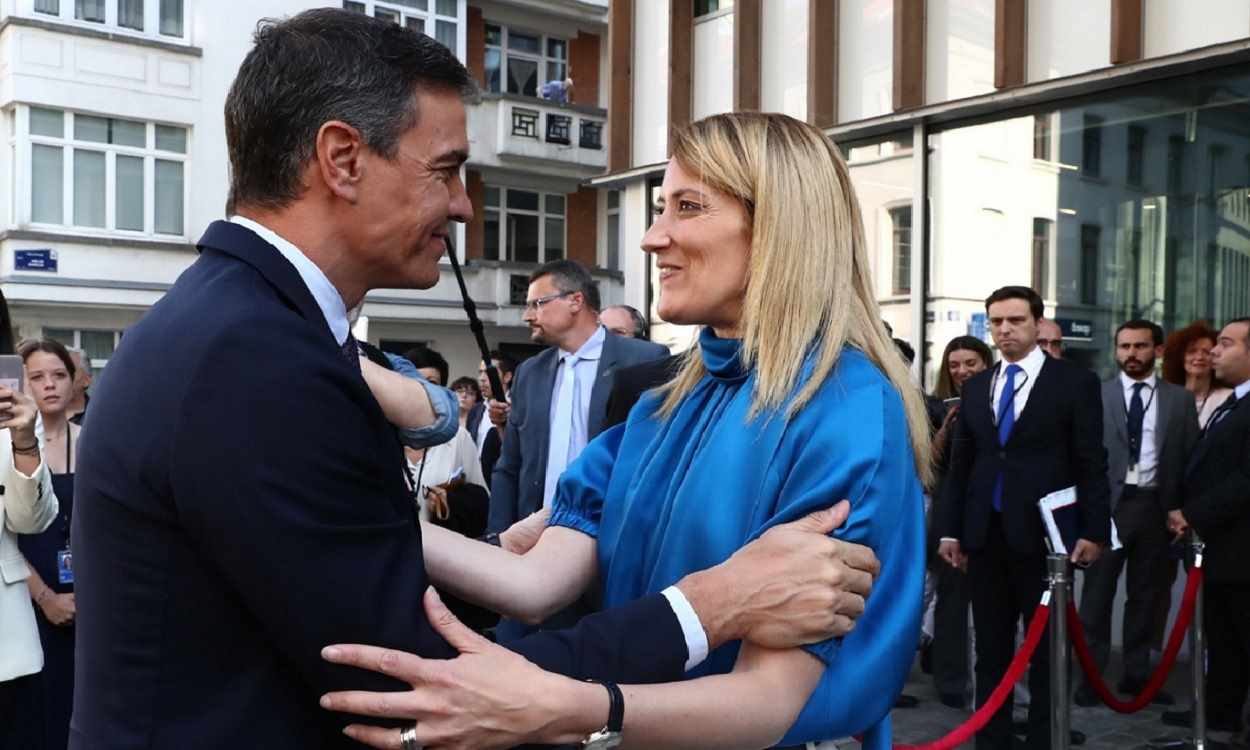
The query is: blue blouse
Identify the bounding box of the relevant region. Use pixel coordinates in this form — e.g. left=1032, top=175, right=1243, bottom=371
left=549, top=328, right=925, bottom=748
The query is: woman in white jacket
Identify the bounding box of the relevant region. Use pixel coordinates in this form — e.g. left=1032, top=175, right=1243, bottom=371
left=0, top=372, right=58, bottom=744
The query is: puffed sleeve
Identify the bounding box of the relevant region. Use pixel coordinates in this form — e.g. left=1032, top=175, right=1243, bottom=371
left=762, top=378, right=926, bottom=747
left=546, top=423, right=627, bottom=538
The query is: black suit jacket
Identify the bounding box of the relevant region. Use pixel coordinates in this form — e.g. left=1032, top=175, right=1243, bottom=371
left=603, top=355, right=682, bottom=430
left=940, top=353, right=1111, bottom=558
left=1182, top=390, right=1250, bottom=583
left=70, top=222, right=687, bottom=749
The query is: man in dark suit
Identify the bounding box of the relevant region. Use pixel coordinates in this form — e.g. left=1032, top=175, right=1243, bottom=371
left=1162, top=317, right=1250, bottom=736
left=939, top=285, right=1111, bottom=750
left=488, top=260, right=668, bottom=536
left=1075, top=320, right=1197, bottom=707
left=489, top=260, right=667, bottom=640
left=70, top=12, right=880, bottom=749
left=603, top=354, right=682, bottom=430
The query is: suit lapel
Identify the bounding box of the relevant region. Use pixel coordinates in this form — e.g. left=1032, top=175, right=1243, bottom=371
left=1187, top=393, right=1246, bottom=475
left=1106, top=379, right=1128, bottom=446
left=587, top=332, right=620, bottom=437
left=1006, top=356, right=1052, bottom=443
left=1153, top=381, right=1173, bottom=456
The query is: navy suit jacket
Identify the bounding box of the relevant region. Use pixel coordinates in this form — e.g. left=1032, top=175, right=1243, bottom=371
left=1182, top=390, right=1250, bottom=583
left=487, top=332, right=668, bottom=534
left=939, top=354, right=1111, bottom=558
left=70, top=221, right=687, bottom=749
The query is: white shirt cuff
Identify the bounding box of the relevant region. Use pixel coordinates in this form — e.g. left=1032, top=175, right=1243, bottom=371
left=939, top=537, right=959, bottom=543
left=660, top=586, right=710, bottom=672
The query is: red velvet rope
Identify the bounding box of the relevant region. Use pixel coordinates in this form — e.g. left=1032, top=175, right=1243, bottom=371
left=1067, top=565, right=1204, bottom=714
left=893, top=600, right=1052, bottom=750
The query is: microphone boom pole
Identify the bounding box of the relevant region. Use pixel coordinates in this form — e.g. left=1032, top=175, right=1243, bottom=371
left=445, top=238, right=506, bottom=401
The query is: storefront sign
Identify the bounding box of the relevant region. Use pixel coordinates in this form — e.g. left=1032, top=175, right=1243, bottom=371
left=1057, top=318, right=1094, bottom=341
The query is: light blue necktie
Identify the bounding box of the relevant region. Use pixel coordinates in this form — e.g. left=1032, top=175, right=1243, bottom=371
left=543, top=353, right=581, bottom=506
left=991, top=363, right=1023, bottom=512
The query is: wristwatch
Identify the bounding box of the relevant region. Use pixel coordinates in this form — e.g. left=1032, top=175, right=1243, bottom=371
left=582, top=680, right=623, bottom=749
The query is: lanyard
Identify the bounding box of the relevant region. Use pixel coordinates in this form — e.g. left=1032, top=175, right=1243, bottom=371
left=989, top=362, right=1030, bottom=427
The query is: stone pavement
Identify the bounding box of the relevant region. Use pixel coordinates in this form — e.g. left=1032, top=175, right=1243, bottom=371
left=813, top=651, right=1247, bottom=749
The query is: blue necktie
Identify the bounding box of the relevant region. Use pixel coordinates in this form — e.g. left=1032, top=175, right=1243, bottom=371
left=1127, top=382, right=1146, bottom=464
left=992, top=364, right=1023, bottom=512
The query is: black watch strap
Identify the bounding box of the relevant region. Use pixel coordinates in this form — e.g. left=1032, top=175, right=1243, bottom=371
left=482, top=532, right=502, bottom=547
left=599, top=681, right=623, bottom=733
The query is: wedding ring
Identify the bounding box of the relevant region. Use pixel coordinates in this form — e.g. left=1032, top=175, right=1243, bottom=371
left=399, top=724, right=421, bottom=750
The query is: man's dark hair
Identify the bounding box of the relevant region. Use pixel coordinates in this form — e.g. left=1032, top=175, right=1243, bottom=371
left=1115, top=319, right=1164, bottom=347
left=1224, top=317, right=1250, bottom=346
left=403, top=344, right=449, bottom=386
left=529, top=260, right=601, bottom=312
left=606, top=305, right=648, bottom=339
left=487, top=349, right=517, bottom=377
left=224, top=8, right=475, bottom=214
left=893, top=338, right=915, bottom=365
left=985, top=285, right=1044, bottom=321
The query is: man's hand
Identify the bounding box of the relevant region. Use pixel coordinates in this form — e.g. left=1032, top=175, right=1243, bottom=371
left=1167, top=510, right=1189, bottom=542
left=488, top=399, right=510, bottom=430
left=1070, top=538, right=1103, bottom=567
left=321, top=589, right=597, bottom=750
left=675, top=500, right=878, bottom=650
left=500, top=508, right=550, bottom=555
left=938, top=539, right=967, bottom=572
left=39, top=592, right=75, bottom=627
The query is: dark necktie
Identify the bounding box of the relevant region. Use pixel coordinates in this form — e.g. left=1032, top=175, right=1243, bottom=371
left=1203, top=393, right=1239, bottom=436
left=991, top=363, right=1023, bottom=512
left=341, top=333, right=361, bottom=375
left=1127, top=382, right=1146, bottom=465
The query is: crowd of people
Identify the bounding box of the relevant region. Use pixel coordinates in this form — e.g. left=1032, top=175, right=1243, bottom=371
left=0, top=8, right=1247, bottom=750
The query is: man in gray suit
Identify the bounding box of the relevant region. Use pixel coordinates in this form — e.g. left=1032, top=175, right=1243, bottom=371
left=489, top=260, right=667, bottom=638
left=1075, top=319, right=1199, bottom=706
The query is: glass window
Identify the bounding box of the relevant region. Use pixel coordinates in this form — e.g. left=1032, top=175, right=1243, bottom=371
left=344, top=1, right=366, bottom=12
left=1032, top=218, right=1052, bottom=298
left=155, top=125, right=187, bottom=153
left=485, top=24, right=502, bottom=45
left=1080, top=224, right=1100, bottom=305
left=118, top=0, right=144, bottom=30
left=75, top=115, right=109, bottom=144
left=30, top=108, right=64, bottom=138
left=485, top=48, right=502, bottom=93
left=544, top=218, right=564, bottom=260
left=155, top=159, right=184, bottom=234
left=160, top=0, right=184, bottom=36
left=1033, top=113, right=1052, bottom=161
left=507, top=58, right=538, bottom=97
left=115, top=154, right=144, bottom=231
left=508, top=31, right=540, bottom=54
left=435, top=0, right=454, bottom=14
left=506, top=189, right=539, bottom=212
left=112, top=119, right=146, bottom=148
left=375, top=7, right=400, bottom=24
left=32, top=145, right=64, bottom=224
left=544, top=195, right=565, bottom=214
left=607, top=190, right=620, bottom=210
left=606, top=212, right=620, bottom=271
left=484, top=209, right=500, bottom=260
left=435, top=20, right=456, bottom=50
left=695, top=0, right=732, bottom=16
left=73, top=150, right=106, bottom=227
left=890, top=206, right=912, bottom=295
left=1082, top=114, right=1104, bottom=177
left=1127, top=125, right=1146, bottom=186
left=35, top=0, right=60, bottom=14
left=393, top=0, right=428, bottom=8
left=508, top=214, right=539, bottom=262
left=81, top=330, right=117, bottom=362
left=76, top=0, right=105, bottom=22
left=484, top=186, right=500, bottom=207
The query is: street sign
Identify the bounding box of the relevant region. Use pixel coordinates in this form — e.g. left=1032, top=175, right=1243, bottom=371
left=15, top=249, right=57, bottom=272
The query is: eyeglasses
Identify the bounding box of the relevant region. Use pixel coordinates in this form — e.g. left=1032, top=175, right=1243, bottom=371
left=524, top=290, right=575, bottom=312
left=1038, top=338, right=1062, bottom=350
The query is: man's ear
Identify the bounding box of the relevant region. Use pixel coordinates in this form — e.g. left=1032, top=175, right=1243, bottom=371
left=316, top=120, right=364, bottom=204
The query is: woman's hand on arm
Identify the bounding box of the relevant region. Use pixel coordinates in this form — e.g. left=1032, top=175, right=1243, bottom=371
left=359, top=357, right=436, bottom=432
left=420, top=521, right=595, bottom=624
left=320, top=590, right=824, bottom=750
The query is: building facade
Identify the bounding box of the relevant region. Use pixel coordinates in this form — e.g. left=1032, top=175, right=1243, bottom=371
left=0, top=0, right=618, bottom=380
left=599, top=0, right=1250, bottom=383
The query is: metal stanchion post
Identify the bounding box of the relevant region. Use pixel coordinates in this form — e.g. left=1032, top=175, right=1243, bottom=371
left=1190, top=532, right=1206, bottom=750
left=1048, top=554, right=1072, bottom=750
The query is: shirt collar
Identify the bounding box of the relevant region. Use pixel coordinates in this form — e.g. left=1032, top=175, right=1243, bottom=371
left=1002, top=344, right=1046, bottom=381
left=1234, top=379, right=1250, bottom=401
left=562, top=325, right=606, bottom=363
left=229, top=215, right=350, bottom=346
left=1119, top=371, right=1157, bottom=392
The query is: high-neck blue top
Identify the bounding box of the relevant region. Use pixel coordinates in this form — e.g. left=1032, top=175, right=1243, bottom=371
left=549, top=328, right=925, bottom=748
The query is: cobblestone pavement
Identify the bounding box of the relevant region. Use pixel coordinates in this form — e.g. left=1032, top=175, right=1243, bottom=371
left=813, top=653, right=1247, bottom=749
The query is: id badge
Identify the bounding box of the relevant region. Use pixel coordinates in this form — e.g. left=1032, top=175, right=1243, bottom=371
left=57, top=549, right=74, bottom=585
left=1125, top=464, right=1140, bottom=486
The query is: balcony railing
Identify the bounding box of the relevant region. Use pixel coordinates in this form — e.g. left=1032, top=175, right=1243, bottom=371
left=493, top=97, right=607, bottom=170
left=547, top=114, right=572, bottom=145
left=579, top=120, right=603, bottom=150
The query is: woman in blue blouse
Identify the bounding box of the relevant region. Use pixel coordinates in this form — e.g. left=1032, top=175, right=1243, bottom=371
left=325, top=112, right=932, bottom=750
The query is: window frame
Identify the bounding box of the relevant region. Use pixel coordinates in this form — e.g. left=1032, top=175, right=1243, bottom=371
left=27, top=0, right=191, bottom=44
left=344, top=0, right=460, bottom=55
left=889, top=204, right=912, bottom=296
left=484, top=22, right=569, bottom=99
left=604, top=189, right=621, bottom=271
left=482, top=185, right=566, bottom=265
left=1031, top=217, right=1053, bottom=299
left=43, top=327, right=122, bottom=373
left=16, top=105, right=189, bottom=239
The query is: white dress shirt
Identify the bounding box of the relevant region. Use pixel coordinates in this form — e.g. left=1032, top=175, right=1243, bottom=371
left=990, top=344, right=1047, bottom=421
left=1120, top=372, right=1159, bottom=487
left=543, top=326, right=605, bottom=506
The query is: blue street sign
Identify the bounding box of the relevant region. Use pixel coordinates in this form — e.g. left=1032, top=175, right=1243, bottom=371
left=15, top=249, right=57, bottom=272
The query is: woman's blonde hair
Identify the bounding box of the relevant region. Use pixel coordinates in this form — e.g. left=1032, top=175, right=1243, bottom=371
left=656, top=112, right=933, bottom=486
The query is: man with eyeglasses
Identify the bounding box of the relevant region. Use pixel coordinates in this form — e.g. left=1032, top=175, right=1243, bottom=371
left=488, top=260, right=668, bottom=643
left=1037, top=318, right=1064, bottom=359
